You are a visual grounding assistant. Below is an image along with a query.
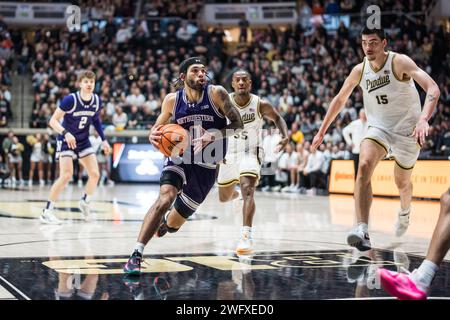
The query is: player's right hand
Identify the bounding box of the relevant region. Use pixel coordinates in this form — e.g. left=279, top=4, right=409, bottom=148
left=311, top=132, right=324, bottom=152
left=64, top=132, right=77, bottom=149
left=149, top=124, right=163, bottom=148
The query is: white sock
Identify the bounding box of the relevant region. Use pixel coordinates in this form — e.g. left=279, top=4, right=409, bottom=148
left=242, top=226, right=252, bottom=237
left=399, top=206, right=411, bottom=215
left=357, top=222, right=368, bottom=233
left=415, top=259, right=439, bottom=290
left=134, top=242, right=145, bottom=255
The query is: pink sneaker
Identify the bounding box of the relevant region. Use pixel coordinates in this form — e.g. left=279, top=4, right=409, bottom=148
left=378, top=268, right=427, bottom=300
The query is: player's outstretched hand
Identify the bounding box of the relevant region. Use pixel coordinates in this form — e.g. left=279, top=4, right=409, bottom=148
left=149, top=125, right=163, bottom=148
left=412, top=119, right=429, bottom=147
left=274, top=137, right=289, bottom=153
left=311, top=132, right=324, bottom=152
left=192, top=129, right=215, bottom=154
left=101, top=140, right=112, bottom=156
left=64, top=132, right=77, bottom=149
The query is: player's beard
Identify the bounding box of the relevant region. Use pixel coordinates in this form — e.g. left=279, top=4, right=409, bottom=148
left=185, top=78, right=205, bottom=91
left=236, top=88, right=249, bottom=97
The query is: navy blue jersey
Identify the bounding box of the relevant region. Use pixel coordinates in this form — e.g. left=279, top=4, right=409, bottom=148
left=173, top=84, right=227, bottom=166
left=57, top=91, right=102, bottom=142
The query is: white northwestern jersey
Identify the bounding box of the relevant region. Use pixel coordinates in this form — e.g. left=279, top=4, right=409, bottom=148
left=359, top=51, right=421, bottom=135
left=227, top=93, right=264, bottom=154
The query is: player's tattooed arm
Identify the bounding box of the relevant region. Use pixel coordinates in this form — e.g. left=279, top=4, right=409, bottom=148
left=259, top=100, right=289, bottom=152
left=395, top=54, right=440, bottom=121
left=395, top=53, right=440, bottom=146
left=427, top=94, right=437, bottom=102
left=212, top=85, right=244, bottom=138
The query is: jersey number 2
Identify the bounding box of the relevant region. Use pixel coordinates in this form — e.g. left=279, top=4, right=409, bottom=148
left=376, top=95, right=388, bottom=105
left=78, top=117, right=88, bottom=129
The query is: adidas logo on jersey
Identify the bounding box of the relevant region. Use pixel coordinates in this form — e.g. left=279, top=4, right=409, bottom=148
left=366, top=74, right=390, bottom=93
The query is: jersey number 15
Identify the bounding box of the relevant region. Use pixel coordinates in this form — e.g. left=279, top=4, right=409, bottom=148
left=376, top=95, right=388, bottom=105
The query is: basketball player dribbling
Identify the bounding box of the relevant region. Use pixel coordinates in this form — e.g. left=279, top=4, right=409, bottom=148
left=217, top=70, right=289, bottom=254
left=311, top=27, right=440, bottom=250
left=41, top=70, right=111, bottom=224
left=123, top=57, right=244, bottom=275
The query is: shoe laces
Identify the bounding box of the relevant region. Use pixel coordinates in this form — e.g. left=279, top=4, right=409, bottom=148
left=131, top=251, right=142, bottom=264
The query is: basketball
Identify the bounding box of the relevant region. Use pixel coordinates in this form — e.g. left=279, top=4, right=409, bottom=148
left=158, top=124, right=189, bottom=157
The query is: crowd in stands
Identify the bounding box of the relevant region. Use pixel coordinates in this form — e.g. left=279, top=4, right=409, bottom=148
left=0, top=16, right=13, bottom=128
left=4, top=0, right=450, bottom=191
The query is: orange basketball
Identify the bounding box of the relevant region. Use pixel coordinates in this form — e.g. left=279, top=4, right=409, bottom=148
left=158, top=124, right=189, bottom=157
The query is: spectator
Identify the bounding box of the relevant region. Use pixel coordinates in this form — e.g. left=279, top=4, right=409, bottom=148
left=141, top=105, right=157, bottom=130
left=238, top=17, right=250, bottom=42
left=27, top=133, right=45, bottom=186
left=0, top=153, right=10, bottom=187
left=337, top=141, right=351, bottom=160
left=41, top=133, right=54, bottom=184
left=127, top=105, right=143, bottom=129
left=342, top=108, right=368, bottom=177
left=8, top=136, right=24, bottom=185
left=282, top=143, right=300, bottom=193
left=290, top=122, right=304, bottom=145
left=260, top=129, right=282, bottom=191
left=112, top=106, right=128, bottom=130
left=2, top=130, right=13, bottom=160
left=176, top=20, right=194, bottom=43
left=302, top=146, right=326, bottom=192
left=126, top=86, right=146, bottom=107
left=275, top=143, right=296, bottom=192
left=90, top=130, right=114, bottom=186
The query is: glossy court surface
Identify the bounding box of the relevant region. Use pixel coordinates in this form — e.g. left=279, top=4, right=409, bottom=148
left=0, top=184, right=449, bottom=300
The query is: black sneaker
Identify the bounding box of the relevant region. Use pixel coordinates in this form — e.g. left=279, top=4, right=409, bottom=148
left=153, top=276, right=171, bottom=300
left=156, top=215, right=169, bottom=238
left=123, top=250, right=142, bottom=276
left=347, top=256, right=372, bottom=282
left=123, top=276, right=144, bottom=300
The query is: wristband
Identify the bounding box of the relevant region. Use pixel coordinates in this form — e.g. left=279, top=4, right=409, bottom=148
left=61, top=129, right=68, bottom=136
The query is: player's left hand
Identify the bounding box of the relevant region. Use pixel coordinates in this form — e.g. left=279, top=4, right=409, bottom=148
left=101, top=140, right=112, bottom=156
left=274, top=137, right=289, bottom=153
left=192, top=129, right=216, bottom=154
left=412, top=119, right=429, bottom=147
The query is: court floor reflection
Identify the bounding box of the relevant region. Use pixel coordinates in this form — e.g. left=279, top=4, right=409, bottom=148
left=1, top=249, right=449, bottom=300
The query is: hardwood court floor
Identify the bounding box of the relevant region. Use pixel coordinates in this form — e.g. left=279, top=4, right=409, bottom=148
left=0, top=184, right=448, bottom=300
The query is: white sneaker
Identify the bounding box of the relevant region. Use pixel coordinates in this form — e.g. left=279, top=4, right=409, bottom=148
left=39, top=180, right=45, bottom=186
left=281, top=185, right=291, bottom=193
left=366, top=263, right=381, bottom=290
left=347, top=226, right=372, bottom=251
left=28, top=180, right=32, bottom=187
left=395, top=207, right=410, bottom=237
left=394, top=250, right=410, bottom=271
left=40, top=209, right=62, bottom=225
left=78, top=180, right=83, bottom=187
left=236, top=233, right=253, bottom=254
left=79, top=200, right=91, bottom=222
